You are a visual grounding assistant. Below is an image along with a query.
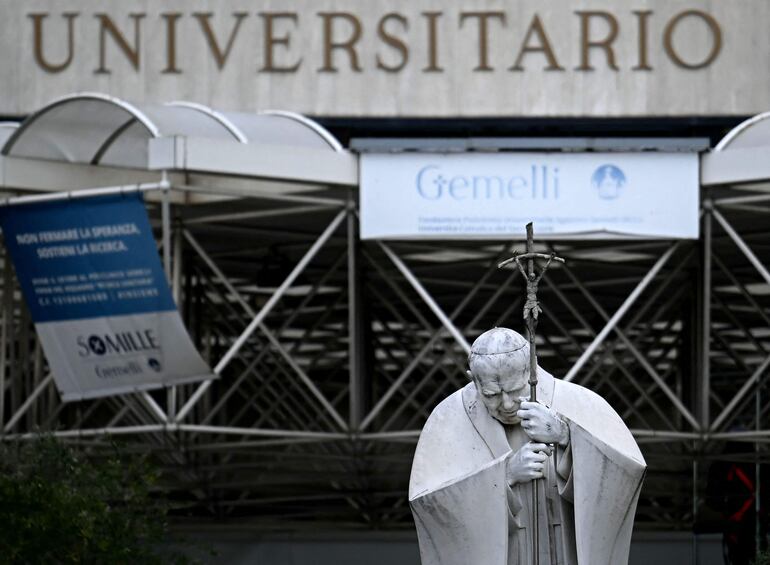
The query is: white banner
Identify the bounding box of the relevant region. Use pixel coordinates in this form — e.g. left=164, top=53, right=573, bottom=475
left=360, top=152, right=699, bottom=240
left=36, top=312, right=213, bottom=401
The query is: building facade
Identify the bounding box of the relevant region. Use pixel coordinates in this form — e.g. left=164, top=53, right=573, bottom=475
left=2, top=1, right=770, bottom=563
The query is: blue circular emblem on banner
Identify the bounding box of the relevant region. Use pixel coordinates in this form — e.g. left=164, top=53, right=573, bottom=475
left=591, top=164, right=627, bottom=200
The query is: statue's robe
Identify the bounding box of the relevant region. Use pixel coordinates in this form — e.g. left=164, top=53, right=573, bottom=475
left=409, top=368, right=646, bottom=565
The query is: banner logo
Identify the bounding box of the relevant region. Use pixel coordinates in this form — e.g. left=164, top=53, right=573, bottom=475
left=416, top=163, right=560, bottom=201
left=78, top=329, right=159, bottom=358
left=592, top=164, right=627, bottom=200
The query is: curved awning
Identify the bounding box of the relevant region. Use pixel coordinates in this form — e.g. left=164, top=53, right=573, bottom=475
left=0, top=92, right=355, bottom=193
left=702, top=112, right=770, bottom=186
left=0, top=122, right=19, bottom=149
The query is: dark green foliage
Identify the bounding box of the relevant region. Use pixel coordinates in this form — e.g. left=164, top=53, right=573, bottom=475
left=0, top=436, right=189, bottom=564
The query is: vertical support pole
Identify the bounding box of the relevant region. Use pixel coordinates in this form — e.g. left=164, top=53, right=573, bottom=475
left=347, top=197, right=363, bottom=429
left=161, top=174, right=174, bottom=419
left=0, top=253, right=10, bottom=430
left=32, top=339, right=43, bottom=425
left=172, top=222, right=183, bottom=302
left=693, top=457, right=699, bottom=565
left=695, top=202, right=712, bottom=565
left=16, top=300, right=28, bottom=424
left=168, top=223, right=183, bottom=420
left=701, top=202, right=712, bottom=429
left=161, top=183, right=172, bottom=280
left=757, top=380, right=762, bottom=561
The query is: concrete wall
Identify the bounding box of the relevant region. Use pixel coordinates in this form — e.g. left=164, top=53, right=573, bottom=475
left=0, top=0, right=768, bottom=117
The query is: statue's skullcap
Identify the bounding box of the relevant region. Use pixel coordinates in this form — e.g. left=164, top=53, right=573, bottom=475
left=470, top=327, right=528, bottom=356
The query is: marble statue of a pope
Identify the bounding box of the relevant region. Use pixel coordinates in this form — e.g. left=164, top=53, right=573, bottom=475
left=409, top=327, right=646, bottom=564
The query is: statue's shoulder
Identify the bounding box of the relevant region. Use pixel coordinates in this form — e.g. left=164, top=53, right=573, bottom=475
left=409, top=383, right=491, bottom=499
left=553, top=377, right=623, bottom=424
left=553, top=377, right=610, bottom=407
left=552, top=377, right=646, bottom=465
left=422, top=384, right=470, bottom=428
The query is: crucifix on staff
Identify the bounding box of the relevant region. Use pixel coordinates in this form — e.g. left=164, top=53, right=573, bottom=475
left=498, top=222, right=564, bottom=565
left=498, top=222, right=565, bottom=405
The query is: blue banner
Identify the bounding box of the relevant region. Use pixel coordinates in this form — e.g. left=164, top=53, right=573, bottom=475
left=0, top=193, right=214, bottom=401
left=0, top=193, right=176, bottom=323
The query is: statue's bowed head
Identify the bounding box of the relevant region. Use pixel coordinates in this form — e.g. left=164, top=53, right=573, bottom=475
left=467, top=327, right=531, bottom=426
left=468, top=327, right=569, bottom=452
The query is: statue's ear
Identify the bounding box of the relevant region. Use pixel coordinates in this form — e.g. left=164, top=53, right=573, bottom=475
left=466, top=369, right=474, bottom=382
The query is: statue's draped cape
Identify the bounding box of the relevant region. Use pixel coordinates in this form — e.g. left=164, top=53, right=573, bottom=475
left=409, top=368, right=646, bottom=565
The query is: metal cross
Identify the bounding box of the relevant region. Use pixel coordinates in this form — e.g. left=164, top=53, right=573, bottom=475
left=498, top=222, right=565, bottom=565
left=498, top=222, right=565, bottom=399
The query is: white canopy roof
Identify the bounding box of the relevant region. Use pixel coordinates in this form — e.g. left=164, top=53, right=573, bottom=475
left=702, top=112, right=770, bottom=187
left=0, top=123, right=18, bottom=149
left=0, top=92, right=355, bottom=195
left=714, top=111, right=770, bottom=152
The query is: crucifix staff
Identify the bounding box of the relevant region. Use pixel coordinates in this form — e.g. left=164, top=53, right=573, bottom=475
left=498, top=222, right=564, bottom=565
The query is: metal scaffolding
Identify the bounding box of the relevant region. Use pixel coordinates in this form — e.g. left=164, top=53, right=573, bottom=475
left=1, top=94, right=770, bottom=536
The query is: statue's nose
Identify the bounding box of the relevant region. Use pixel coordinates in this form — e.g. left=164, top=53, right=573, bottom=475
left=501, top=393, right=514, bottom=410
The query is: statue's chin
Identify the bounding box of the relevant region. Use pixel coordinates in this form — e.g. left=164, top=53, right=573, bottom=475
left=494, top=413, right=521, bottom=425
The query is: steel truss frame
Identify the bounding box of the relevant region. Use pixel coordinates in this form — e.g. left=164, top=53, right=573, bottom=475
left=1, top=164, right=769, bottom=538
